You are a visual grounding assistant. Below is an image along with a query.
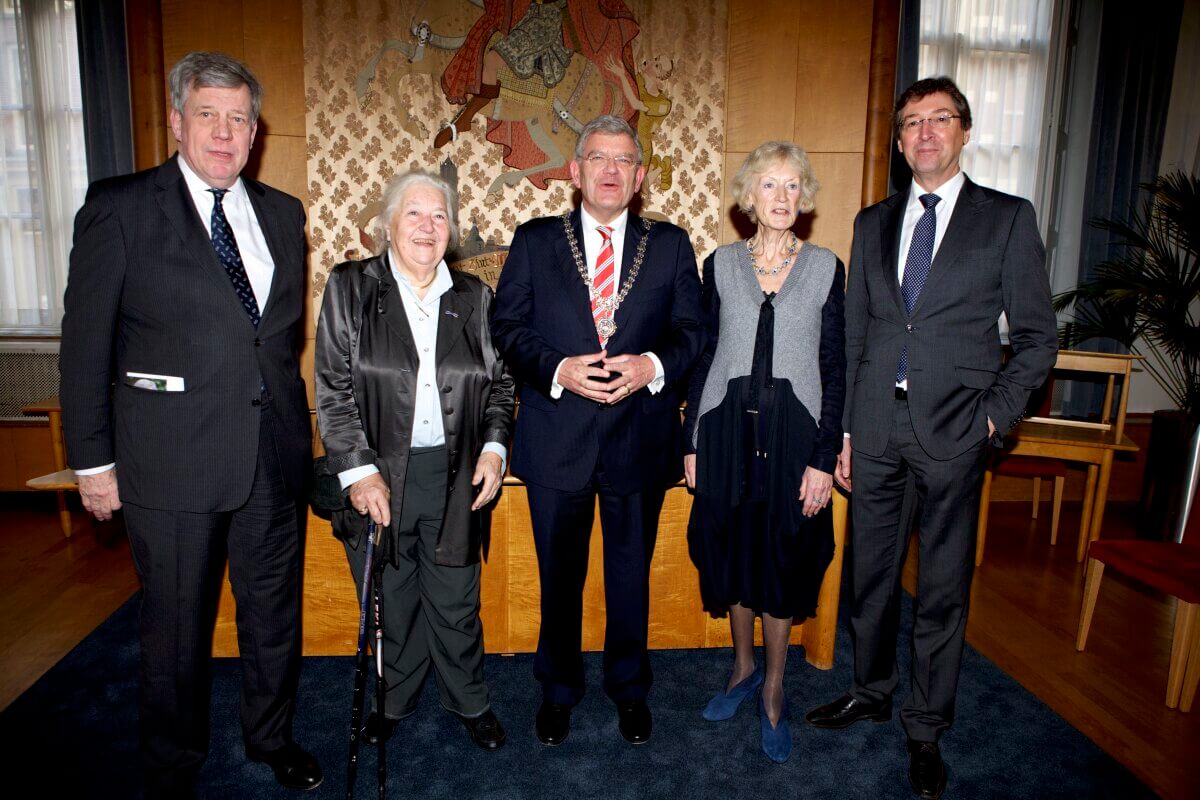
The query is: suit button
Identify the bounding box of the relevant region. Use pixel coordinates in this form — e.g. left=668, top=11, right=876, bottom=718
left=444, top=408, right=454, bottom=415
left=251, top=398, right=261, bottom=407
left=906, top=324, right=914, bottom=332
left=254, top=338, right=261, bottom=347
left=442, top=386, right=452, bottom=393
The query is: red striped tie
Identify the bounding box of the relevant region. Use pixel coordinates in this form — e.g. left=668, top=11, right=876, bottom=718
left=592, top=225, right=615, bottom=344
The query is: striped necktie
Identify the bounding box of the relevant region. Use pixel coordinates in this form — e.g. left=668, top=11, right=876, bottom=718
left=209, top=188, right=261, bottom=328
left=896, top=192, right=940, bottom=383
left=592, top=225, right=615, bottom=345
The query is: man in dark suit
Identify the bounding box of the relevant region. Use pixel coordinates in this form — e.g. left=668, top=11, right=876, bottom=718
left=59, top=52, right=321, bottom=797
left=805, top=78, right=1057, bottom=799
left=491, top=115, right=704, bottom=746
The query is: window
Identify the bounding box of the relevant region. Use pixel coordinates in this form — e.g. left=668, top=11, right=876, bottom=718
left=919, top=0, right=1056, bottom=200
left=0, top=0, right=87, bottom=334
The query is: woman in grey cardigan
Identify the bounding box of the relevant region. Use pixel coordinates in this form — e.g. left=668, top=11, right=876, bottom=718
left=315, top=170, right=515, bottom=751
left=683, top=142, right=845, bottom=763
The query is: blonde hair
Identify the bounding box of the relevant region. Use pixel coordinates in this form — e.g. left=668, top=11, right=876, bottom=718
left=731, top=141, right=820, bottom=223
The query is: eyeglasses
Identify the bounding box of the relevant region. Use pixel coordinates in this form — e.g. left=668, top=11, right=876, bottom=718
left=900, top=113, right=961, bottom=132
left=584, top=152, right=641, bottom=169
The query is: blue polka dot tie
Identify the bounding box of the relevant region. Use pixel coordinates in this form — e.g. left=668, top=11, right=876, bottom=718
left=209, top=189, right=260, bottom=328
left=895, top=192, right=940, bottom=383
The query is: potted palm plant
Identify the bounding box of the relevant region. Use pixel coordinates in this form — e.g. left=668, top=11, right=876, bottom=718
left=1054, top=171, right=1200, bottom=540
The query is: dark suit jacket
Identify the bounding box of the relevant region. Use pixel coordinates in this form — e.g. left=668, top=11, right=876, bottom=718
left=490, top=209, right=705, bottom=495
left=60, top=155, right=312, bottom=512
left=314, top=256, right=515, bottom=566
left=843, top=176, right=1058, bottom=461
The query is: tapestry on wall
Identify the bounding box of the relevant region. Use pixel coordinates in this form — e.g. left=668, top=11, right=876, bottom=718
left=303, top=0, right=728, bottom=306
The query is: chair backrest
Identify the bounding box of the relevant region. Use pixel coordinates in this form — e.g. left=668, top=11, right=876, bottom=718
left=1023, top=350, right=1140, bottom=442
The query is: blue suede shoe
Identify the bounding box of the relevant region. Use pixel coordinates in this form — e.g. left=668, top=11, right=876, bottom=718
left=701, top=666, right=763, bottom=721
left=758, top=694, right=792, bottom=764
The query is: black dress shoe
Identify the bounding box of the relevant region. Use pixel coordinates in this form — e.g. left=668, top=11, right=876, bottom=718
left=362, top=711, right=398, bottom=745
left=617, top=700, right=652, bottom=744
left=804, top=694, right=892, bottom=729
left=246, top=742, right=323, bottom=791
left=908, top=739, right=947, bottom=799
left=460, top=709, right=506, bottom=751
left=536, top=702, right=571, bottom=746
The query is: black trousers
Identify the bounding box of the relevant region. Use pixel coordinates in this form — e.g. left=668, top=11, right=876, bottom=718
left=123, top=405, right=305, bottom=798
left=343, top=447, right=489, bottom=719
left=847, top=395, right=988, bottom=742
left=526, top=470, right=665, bottom=707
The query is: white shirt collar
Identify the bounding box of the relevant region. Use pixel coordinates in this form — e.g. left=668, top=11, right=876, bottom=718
left=176, top=154, right=246, bottom=202
left=580, top=205, right=629, bottom=238
left=386, top=250, right=453, bottom=305
left=907, top=170, right=966, bottom=211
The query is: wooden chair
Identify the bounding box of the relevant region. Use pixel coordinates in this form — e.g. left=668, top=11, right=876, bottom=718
left=1076, top=497, right=1200, bottom=711
left=976, top=376, right=1072, bottom=564
left=975, top=350, right=1139, bottom=566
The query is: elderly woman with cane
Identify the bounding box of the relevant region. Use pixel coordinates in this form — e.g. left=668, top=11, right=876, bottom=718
left=315, top=169, right=515, bottom=752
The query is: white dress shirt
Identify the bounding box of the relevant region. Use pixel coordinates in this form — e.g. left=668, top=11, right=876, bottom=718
left=337, top=254, right=507, bottom=490
left=550, top=206, right=665, bottom=397
left=74, top=155, right=276, bottom=477
left=894, top=169, right=966, bottom=391
left=177, top=154, right=276, bottom=311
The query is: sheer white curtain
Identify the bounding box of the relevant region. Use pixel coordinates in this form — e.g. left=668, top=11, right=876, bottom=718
left=919, top=0, right=1055, bottom=200
left=0, top=0, right=87, bottom=333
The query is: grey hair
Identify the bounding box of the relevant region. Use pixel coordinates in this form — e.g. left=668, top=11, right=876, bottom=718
left=378, top=170, right=460, bottom=252
left=169, top=52, right=263, bottom=123
left=573, top=114, right=643, bottom=163
left=731, top=141, right=820, bottom=221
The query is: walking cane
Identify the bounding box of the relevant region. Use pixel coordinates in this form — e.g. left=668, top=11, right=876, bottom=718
left=346, top=520, right=379, bottom=799
left=372, top=530, right=387, bottom=799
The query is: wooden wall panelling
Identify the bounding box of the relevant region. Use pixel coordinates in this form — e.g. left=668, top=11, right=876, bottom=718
left=0, top=425, right=56, bottom=492
left=125, top=0, right=167, bottom=170
left=791, top=1, right=874, bottom=154
left=242, top=0, right=307, bottom=138
left=160, top=0, right=245, bottom=72
left=724, top=0, right=801, bottom=151
left=862, top=0, right=902, bottom=206
left=805, top=152, right=866, bottom=265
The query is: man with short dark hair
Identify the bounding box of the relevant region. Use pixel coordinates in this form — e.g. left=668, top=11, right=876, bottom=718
left=491, top=115, right=704, bottom=746
left=805, top=77, right=1057, bottom=799
left=60, top=52, right=321, bottom=796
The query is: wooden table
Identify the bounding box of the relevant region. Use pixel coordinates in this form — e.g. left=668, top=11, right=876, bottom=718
left=1005, top=420, right=1139, bottom=560
left=20, top=397, right=82, bottom=538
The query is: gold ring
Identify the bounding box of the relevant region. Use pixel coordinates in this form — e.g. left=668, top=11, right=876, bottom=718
left=622, top=385, right=630, bottom=394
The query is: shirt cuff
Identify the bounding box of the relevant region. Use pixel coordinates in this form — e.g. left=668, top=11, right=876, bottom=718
left=73, top=463, right=115, bottom=477
left=481, top=442, right=508, bottom=475
left=550, top=358, right=567, bottom=399
left=642, top=351, right=665, bottom=394
left=338, top=464, right=380, bottom=491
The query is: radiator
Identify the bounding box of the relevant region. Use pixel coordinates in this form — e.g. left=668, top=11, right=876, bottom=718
left=0, top=340, right=60, bottom=421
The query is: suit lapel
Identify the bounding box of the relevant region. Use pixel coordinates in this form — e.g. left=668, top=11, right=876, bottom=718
left=366, top=256, right=418, bottom=357
left=556, top=208, right=601, bottom=341
left=436, top=274, right=474, bottom=363
left=611, top=214, right=647, bottom=340
left=910, top=177, right=990, bottom=317
left=242, top=177, right=290, bottom=331
left=879, top=192, right=907, bottom=317
left=154, top=157, right=254, bottom=326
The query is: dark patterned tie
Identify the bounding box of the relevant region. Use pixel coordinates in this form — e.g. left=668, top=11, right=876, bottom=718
left=895, top=192, right=941, bottom=383
left=209, top=188, right=260, bottom=327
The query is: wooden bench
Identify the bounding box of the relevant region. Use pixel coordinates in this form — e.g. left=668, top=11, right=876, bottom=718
left=21, top=397, right=87, bottom=538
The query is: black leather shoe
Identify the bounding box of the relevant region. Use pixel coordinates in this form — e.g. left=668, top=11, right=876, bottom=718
left=535, top=702, right=571, bottom=746
left=460, top=709, right=506, bottom=751
left=246, top=742, right=323, bottom=791
left=804, top=694, right=892, bottom=729
left=908, top=739, right=947, bottom=799
left=362, top=711, right=398, bottom=745
left=617, top=700, right=652, bottom=744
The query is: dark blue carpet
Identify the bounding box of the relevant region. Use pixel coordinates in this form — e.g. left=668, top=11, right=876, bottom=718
left=0, top=594, right=1150, bottom=799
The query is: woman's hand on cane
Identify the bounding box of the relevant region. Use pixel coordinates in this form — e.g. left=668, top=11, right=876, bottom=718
left=349, top=473, right=391, bottom=527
